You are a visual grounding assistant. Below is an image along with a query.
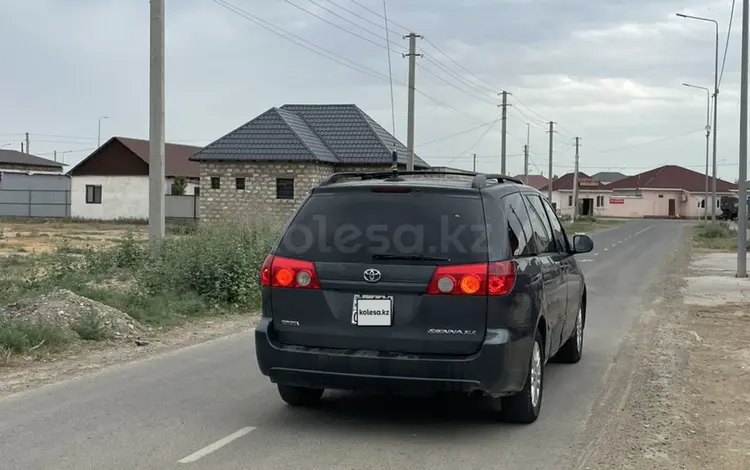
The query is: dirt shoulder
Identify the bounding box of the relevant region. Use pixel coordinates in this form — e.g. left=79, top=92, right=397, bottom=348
left=568, top=225, right=750, bottom=469
left=0, top=313, right=258, bottom=397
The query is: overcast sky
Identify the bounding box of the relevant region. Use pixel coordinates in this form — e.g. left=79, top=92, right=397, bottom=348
left=0, top=0, right=745, bottom=181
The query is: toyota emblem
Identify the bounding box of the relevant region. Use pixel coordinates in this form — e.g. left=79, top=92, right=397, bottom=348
left=363, top=268, right=382, bottom=283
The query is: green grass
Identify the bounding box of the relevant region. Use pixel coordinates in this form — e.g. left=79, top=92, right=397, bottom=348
left=692, top=222, right=748, bottom=251
left=562, top=216, right=623, bottom=234
left=0, top=221, right=279, bottom=357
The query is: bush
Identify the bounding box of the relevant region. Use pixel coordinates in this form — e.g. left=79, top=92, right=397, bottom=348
left=695, top=222, right=735, bottom=239
left=71, top=309, right=111, bottom=341
left=136, top=221, right=278, bottom=305
left=0, top=221, right=280, bottom=340
left=0, top=317, right=68, bottom=354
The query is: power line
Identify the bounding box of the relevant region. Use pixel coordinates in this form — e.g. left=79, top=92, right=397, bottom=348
left=281, top=0, right=401, bottom=51
left=719, top=0, right=737, bottom=87
left=342, top=0, right=411, bottom=32
left=210, top=0, right=485, bottom=124
left=415, top=118, right=502, bottom=147
left=443, top=116, right=503, bottom=166
left=588, top=128, right=706, bottom=153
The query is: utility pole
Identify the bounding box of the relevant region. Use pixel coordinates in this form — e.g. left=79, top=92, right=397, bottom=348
left=20, top=142, right=24, bottom=153
left=737, top=0, right=748, bottom=278
left=149, top=0, right=166, bottom=249
left=524, top=123, right=530, bottom=184
left=472, top=153, right=477, bottom=172
left=54, top=150, right=57, bottom=162
left=25, top=133, right=29, bottom=154
left=404, top=32, right=422, bottom=171
left=498, top=91, right=510, bottom=174
left=573, top=137, right=581, bottom=221
left=547, top=122, right=555, bottom=203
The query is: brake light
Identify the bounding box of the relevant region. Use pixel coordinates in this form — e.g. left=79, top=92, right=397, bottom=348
left=260, top=255, right=320, bottom=289
left=426, top=261, right=515, bottom=296
left=371, top=187, right=411, bottom=193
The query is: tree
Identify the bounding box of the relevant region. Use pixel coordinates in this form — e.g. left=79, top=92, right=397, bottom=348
left=171, top=177, right=187, bottom=195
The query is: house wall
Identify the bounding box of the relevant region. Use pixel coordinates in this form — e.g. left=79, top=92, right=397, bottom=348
left=199, top=162, right=335, bottom=226
left=71, top=175, right=198, bottom=220
left=549, top=189, right=728, bottom=218
left=197, top=162, right=478, bottom=226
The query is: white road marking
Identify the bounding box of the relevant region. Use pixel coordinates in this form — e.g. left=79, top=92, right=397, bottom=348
left=634, top=226, right=652, bottom=236
left=593, top=253, right=600, bottom=256
left=603, top=248, right=608, bottom=251
left=178, top=427, right=256, bottom=464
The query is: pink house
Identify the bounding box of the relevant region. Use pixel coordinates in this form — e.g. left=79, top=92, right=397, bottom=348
left=542, top=165, right=738, bottom=219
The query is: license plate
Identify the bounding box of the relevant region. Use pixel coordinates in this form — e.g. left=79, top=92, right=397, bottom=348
left=352, top=294, right=393, bottom=326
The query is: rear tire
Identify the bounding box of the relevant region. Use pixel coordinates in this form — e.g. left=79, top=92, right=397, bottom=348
left=277, top=384, right=324, bottom=407
left=498, top=330, right=544, bottom=424
left=555, top=306, right=584, bottom=364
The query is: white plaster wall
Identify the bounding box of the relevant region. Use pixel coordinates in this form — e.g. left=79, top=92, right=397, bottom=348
left=71, top=176, right=199, bottom=220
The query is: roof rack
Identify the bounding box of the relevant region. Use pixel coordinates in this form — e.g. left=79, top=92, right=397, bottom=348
left=470, top=174, right=524, bottom=188
left=318, top=170, right=523, bottom=188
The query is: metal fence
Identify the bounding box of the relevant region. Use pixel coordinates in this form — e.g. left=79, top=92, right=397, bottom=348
left=166, top=194, right=199, bottom=219
left=0, top=189, right=72, bottom=218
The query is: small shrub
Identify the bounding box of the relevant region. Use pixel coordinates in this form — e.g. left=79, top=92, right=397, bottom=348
left=71, top=309, right=111, bottom=341
left=695, top=222, right=735, bottom=239
left=0, top=318, right=68, bottom=354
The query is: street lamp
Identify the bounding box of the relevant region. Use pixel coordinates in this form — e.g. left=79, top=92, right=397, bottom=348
left=682, top=82, right=711, bottom=221
left=676, top=12, right=719, bottom=224
left=97, top=116, right=109, bottom=147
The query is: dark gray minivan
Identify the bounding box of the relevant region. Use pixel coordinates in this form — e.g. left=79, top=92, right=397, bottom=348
left=255, top=171, right=594, bottom=423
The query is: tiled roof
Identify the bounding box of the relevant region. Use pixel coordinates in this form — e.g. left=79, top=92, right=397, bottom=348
left=0, top=149, right=63, bottom=169
left=190, top=104, right=430, bottom=168
left=539, top=172, right=608, bottom=191
left=513, top=174, right=549, bottom=189
left=606, top=165, right=737, bottom=193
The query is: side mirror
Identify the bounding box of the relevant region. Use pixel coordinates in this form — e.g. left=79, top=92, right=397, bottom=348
left=571, top=234, right=594, bottom=254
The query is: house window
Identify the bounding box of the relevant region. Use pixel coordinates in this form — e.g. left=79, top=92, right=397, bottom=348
left=85, top=185, right=102, bottom=204
left=276, top=178, right=294, bottom=200
left=210, top=177, right=220, bottom=189
left=235, top=177, right=245, bottom=190
left=568, top=195, right=573, bottom=206
left=658, top=194, right=664, bottom=198
left=194, top=186, right=200, bottom=196
left=596, top=195, right=605, bottom=207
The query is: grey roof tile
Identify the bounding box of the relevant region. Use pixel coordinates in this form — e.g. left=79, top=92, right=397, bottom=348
left=191, top=104, right=429, bottom=168
left=0, top=149, right=64, bottom=169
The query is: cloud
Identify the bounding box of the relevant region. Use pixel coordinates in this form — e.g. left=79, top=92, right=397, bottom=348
left=0, top=0, right=743, bottom=181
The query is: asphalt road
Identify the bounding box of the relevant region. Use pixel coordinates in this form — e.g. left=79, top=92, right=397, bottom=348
left=0, top=220, right=687, bottom=470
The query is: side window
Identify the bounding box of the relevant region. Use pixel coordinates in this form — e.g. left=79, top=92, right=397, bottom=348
left=540, top=196, right=569, bottom=252
left=501, top=193, right=535, bottom=257
left=522, top=194, right=555, bottom=254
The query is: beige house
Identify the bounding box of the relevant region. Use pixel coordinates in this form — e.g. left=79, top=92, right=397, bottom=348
left=189, top=104, right=430, bottom=224
left=543, top=166, right=738, bottom=219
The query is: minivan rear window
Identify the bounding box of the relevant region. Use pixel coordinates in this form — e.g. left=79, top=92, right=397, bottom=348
left=275, top=191, right=487, bottom=264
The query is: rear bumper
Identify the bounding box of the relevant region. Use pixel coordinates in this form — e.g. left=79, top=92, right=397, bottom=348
left=254, top=318, right=534, bottom=395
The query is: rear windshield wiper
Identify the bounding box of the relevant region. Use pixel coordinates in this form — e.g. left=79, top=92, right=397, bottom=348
left=371, top=254, right=451, bottom=262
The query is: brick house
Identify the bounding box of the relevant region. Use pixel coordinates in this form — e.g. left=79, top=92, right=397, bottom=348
left=189, top=104, right=430, bottom=224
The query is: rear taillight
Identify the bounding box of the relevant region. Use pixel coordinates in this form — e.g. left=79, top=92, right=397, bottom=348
left=426, top=261, right=515, bottom=296
left=260, top=255, right=320, bottom=289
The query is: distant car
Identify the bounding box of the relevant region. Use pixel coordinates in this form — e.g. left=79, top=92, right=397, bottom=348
left=255, top=170, right=594, bottom=424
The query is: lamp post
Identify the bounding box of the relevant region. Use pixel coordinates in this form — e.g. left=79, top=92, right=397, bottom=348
left=97, top=116, right=109, bottom=147
left=677, top=13, right=719, bottom=224
left=682, top=82, right=711, bottom=221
